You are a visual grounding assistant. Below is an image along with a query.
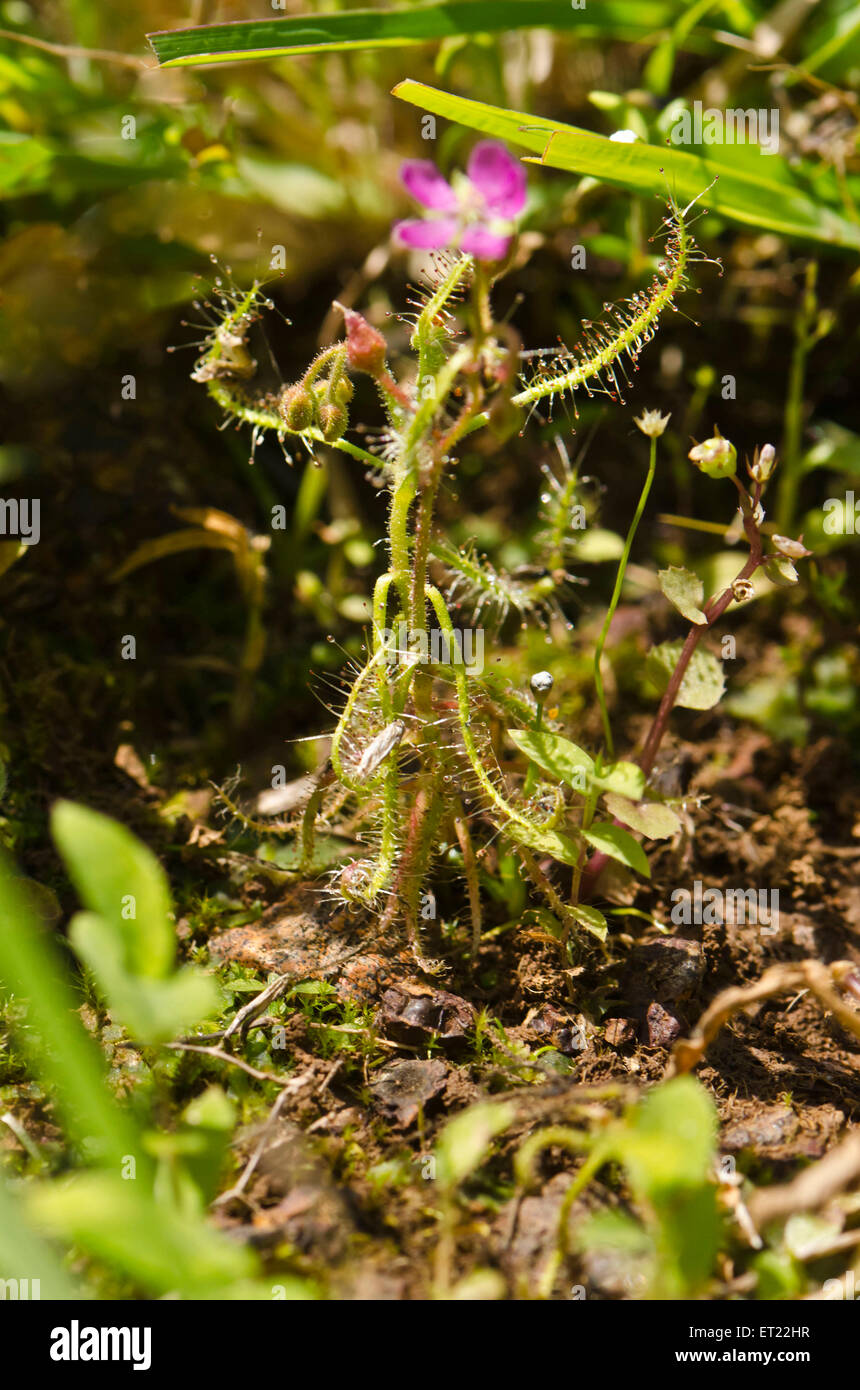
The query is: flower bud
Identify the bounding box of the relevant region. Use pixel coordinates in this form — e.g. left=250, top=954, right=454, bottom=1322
left=319, top=402, right=347, bottom=441
left=335, top=302, right=387, bottom=376
left=749, top=443, right=776, bottom=482
left=688, top=430, right=737, bottom=479
left=772, top=534, right=812, bottom=560
left=279, top=383, right=315, bottom=433
left=530, top=671, right=554, bottom=699
left=763, top=556, right=799, bottom=587
left=334, top=375, right=354, bottom=405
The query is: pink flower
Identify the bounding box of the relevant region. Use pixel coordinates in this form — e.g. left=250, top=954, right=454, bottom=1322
left=394, top=140, right=526, bottom=261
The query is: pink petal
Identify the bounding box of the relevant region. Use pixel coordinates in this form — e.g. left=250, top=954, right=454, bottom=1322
left=400, top=159, right=458, bottom=211
left=460, top=224, right=511, bottom=260
left=466, top=141, right=526, bottom=217
left=394, top=217, right=458, bottom=250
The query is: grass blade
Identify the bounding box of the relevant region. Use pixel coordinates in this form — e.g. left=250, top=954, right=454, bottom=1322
left=148, top=2, right=711, bottom=68
left=392, top=80, right=860, bottom=250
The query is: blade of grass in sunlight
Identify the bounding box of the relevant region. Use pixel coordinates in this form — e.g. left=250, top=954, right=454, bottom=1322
left=392, top=80, right=860, bottom=250
left=147, top=1, right=715, bottom=68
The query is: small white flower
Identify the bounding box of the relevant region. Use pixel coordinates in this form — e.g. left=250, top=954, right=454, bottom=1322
left=609, top=129, right=640, bottom=144
left=634, top=408, right=671, bottom=438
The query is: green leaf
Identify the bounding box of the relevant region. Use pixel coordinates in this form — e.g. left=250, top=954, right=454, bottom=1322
left=392, top=82, right=860, bottom=251
left=591, top=760, right=646, bottom=799
left=27, top=1173, right=257, bottom=1298
left=0, top=855, right=145, bottom=1170
left=645, top=641, right=725, bottom=710
left=584, top=822, right=651, bottom=878
left=627, top=1076, right=716, bottom=1189
left=658, top=565, right=708, bottom=624
left=148, top=4, right=693, bottom=68
left=435, top=1101, right=515, bottom=1191
left=0, top=1176, right=84, bottom=1300
left=52, top=801, right=173, bottom=978
left=69, top=912, right=218, bottom=1045
left=508, top=729, right=594, bottom=786
left=569, top=902, right=609, bottom=943
left=505, top=819, right=581, bottom=867
left=602, top=793, right=682, bottom=840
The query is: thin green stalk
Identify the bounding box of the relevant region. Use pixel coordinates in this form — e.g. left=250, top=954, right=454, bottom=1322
left=593, top=434, right=658, bottom=759
left=775, top=261, right=818, bottom=535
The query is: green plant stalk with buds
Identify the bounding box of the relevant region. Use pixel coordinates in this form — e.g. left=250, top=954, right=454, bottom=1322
left=192, top=191, right=809, bottom=960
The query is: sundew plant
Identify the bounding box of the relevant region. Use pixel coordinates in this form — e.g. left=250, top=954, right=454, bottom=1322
left=192, top=142, right=809, bottom=963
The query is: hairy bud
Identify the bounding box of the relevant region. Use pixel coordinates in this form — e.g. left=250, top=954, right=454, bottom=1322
left=279, top=383, right=315, bottom=433
left=319, top=402, right=347, bottom=441
left=335, top=302, right=388, bottom=376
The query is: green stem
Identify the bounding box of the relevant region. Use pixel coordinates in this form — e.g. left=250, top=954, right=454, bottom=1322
left=593, top=434, right=658, bottom=759
left=775, top=261, right=817, bottom=535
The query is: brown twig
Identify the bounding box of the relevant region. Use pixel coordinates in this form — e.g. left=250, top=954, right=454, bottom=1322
left=667, top=958, right=860, bottom=1078
left=0, top=27, right=151, bottom=69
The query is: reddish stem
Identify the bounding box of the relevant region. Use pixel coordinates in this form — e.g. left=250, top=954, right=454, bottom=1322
left=581, top=482, right=764, bottom=898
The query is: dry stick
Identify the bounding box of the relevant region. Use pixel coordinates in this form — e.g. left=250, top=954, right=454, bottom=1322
left=581, top=479, right=765, bottom=897
left=667, top=958, right=860, bottom=1078
left=747, top=1130, right=860, bottom=1231
left=0, top=27, right=152, bottom=68
left=165, top=1041, right=290, bottom=1085
left=213, top=1079, right=310, bottom=1208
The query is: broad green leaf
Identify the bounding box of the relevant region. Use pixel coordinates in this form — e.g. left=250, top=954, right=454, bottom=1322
left=658, top=565, right=707, bottom=624
left=645, top=641, right=725, bottom=710
left=508, top=729, right=594, bottom=786
left=435, top=1101, right=515, bottom=1191
left=148, top=4, right=697, bottom=68
left=627, top=1076, right=717, bottom=1189
left=27, top=1173, right=256, bottom=1298
left=505, top=818, right=581, bottom=867
left=584, top=822, right=651, bottom=878
left=0, top=1177, right=84, bottom=1300
left=69, top=912, right=218, bottom=1045
left=392, top=82, right=860, bottom=250
left=569, top=902, right=609, bottom=943
left=591, top=760, right=646, bottom=799
left=0, top=856, right=144, bottom=1170
left=602, top=792, right=682, bottom=840
left=52, top=801, right=173, bottom=978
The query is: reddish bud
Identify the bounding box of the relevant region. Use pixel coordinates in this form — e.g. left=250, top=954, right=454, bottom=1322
left=335, top=302, right=387, bottom=376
